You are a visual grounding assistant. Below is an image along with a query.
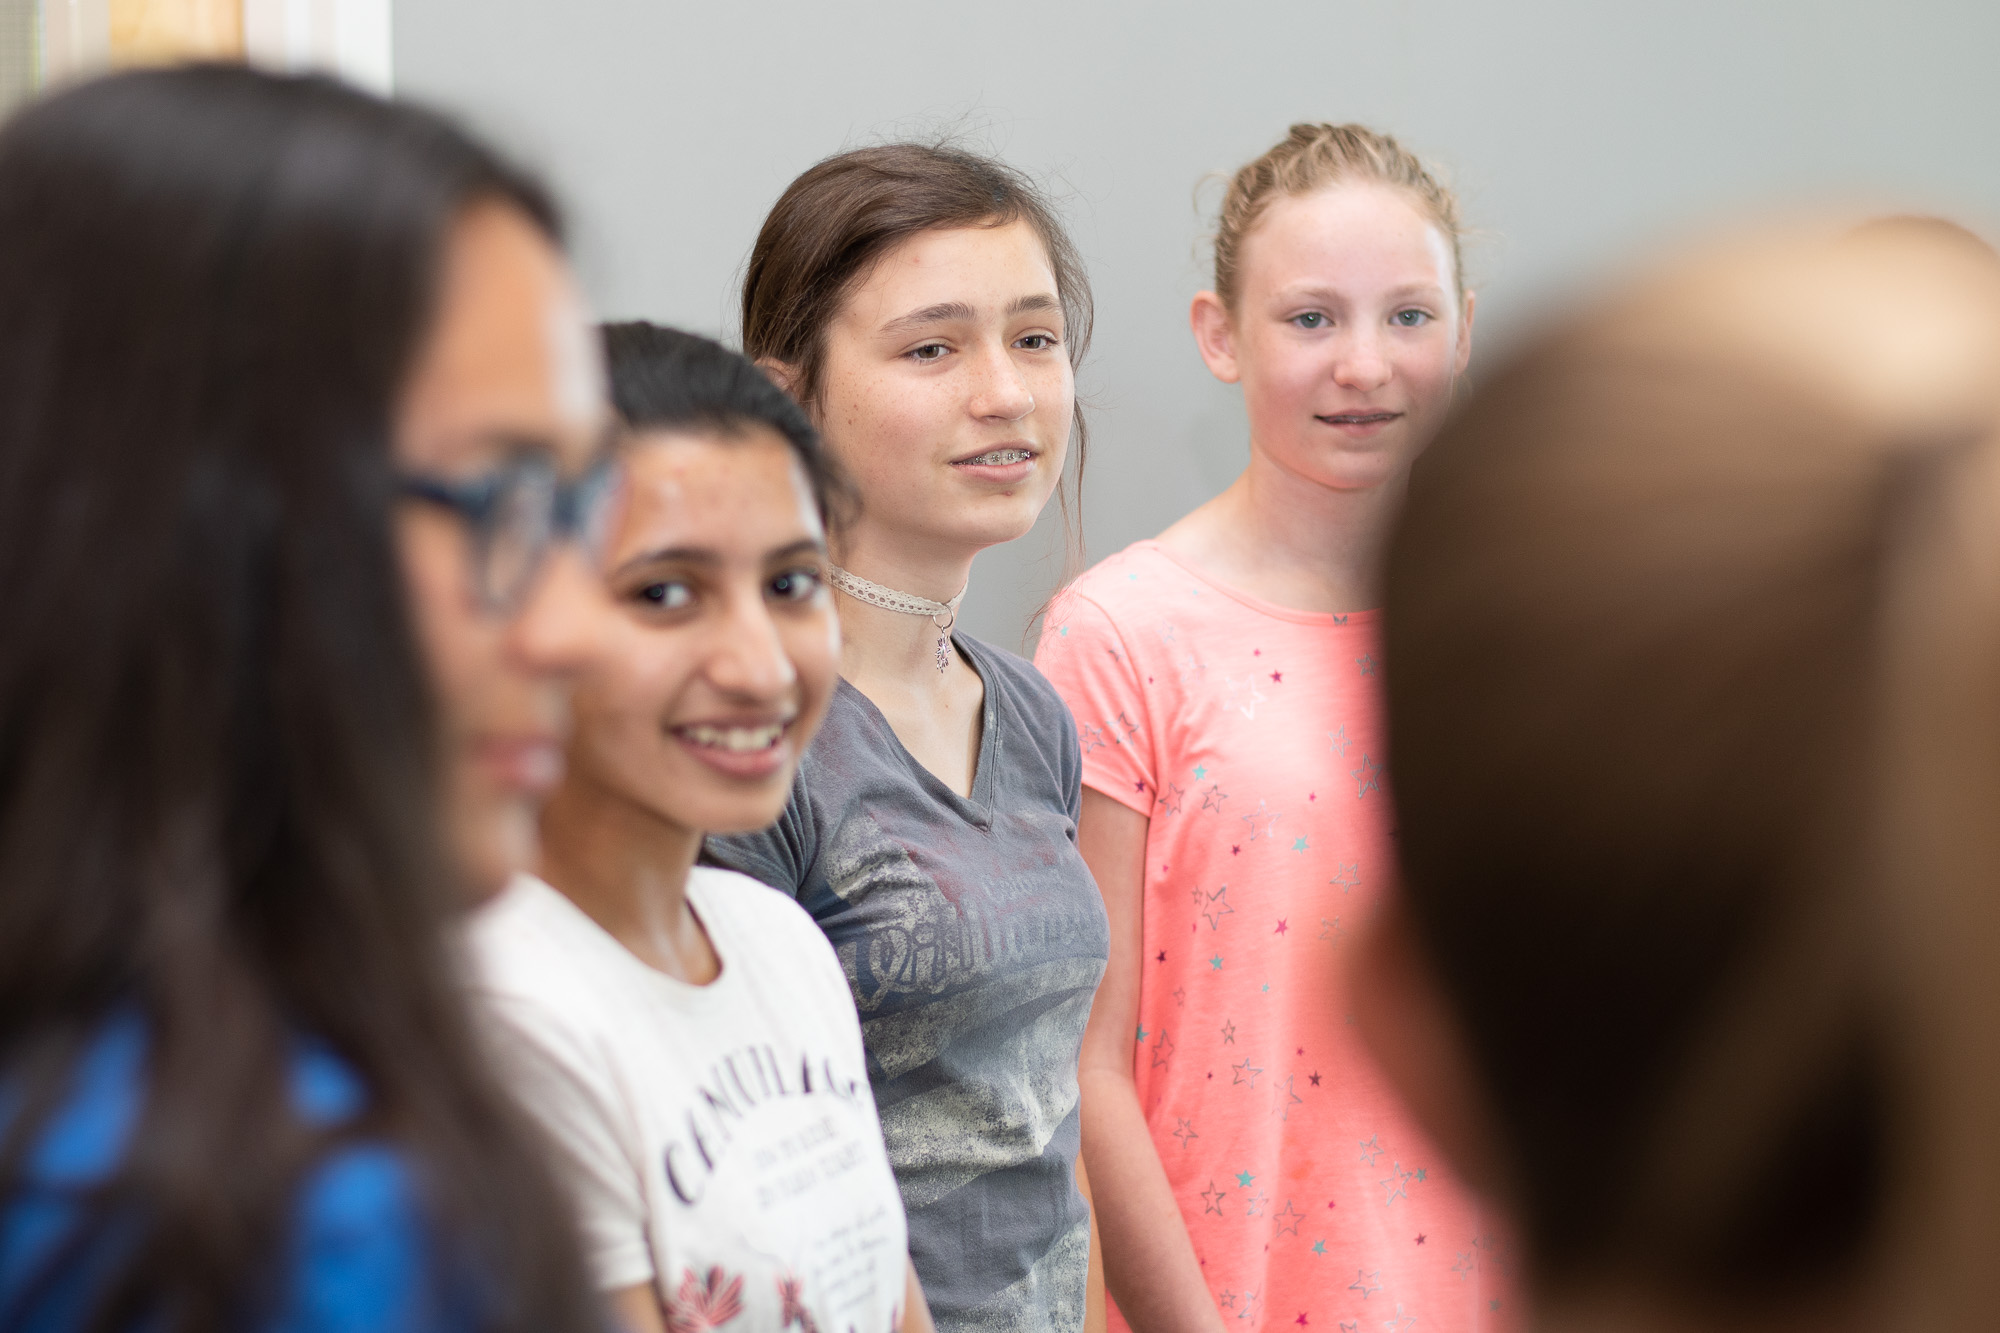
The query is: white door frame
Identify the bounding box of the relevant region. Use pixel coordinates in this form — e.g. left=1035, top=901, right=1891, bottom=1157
left=39, top=0, right=391, bottom=93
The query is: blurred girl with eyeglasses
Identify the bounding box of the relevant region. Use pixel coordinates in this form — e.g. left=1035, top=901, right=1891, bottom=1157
left=0, top=67, right=618, bottom=1331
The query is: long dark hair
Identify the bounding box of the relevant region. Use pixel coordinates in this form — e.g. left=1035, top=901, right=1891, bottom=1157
left=0, top=66, right=599, bottom=1330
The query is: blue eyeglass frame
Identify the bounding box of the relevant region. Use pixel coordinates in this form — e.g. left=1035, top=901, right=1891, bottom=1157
left=399, top=452, right=621, bottom=613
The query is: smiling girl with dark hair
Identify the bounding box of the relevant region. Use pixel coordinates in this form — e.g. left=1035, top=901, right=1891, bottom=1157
left=467, top=323, right=934, bottom=1333
left=0, top=66, right=617, bottom=1331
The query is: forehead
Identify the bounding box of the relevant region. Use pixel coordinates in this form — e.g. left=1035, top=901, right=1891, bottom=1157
left=840, top=219, right=1059, bottom=325
left=616, top=426, right=821, bottom=546
left=1242, top=182, right=1456, bottom=295
left=397, top=202, right=606, bottom=472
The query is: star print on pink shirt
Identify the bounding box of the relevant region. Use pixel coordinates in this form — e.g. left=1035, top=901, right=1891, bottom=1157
left=1038, top=541, right=1513, bottom=1333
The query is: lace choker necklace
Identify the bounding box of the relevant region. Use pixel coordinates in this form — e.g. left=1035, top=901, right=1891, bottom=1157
left=826, top=566, right=966, bottom=674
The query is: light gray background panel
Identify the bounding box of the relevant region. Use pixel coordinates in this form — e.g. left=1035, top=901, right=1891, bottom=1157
left=395, top=0, right=2000, bottom=650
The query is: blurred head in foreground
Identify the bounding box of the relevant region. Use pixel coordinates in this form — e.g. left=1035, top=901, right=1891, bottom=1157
left=1357, top=221, right=2000, bottom=1329
left=0, top=67, right=609, bottom=1328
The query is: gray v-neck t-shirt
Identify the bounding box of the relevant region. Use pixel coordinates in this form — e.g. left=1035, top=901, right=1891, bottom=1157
left=703, top=633, right=1109, bottom=1333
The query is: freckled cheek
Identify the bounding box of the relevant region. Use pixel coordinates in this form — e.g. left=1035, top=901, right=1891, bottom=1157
left=848, top=398, right=954, bottom=493
left=1029, top=365, right=1076, bottom=433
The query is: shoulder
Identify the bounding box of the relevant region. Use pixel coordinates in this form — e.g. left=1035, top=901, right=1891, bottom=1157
left=801, top=678, right=887, bottom=755
left=1039, top=544, right=1198, bottom=678
left=960, top=635, right=1073, bottom=733
left=464, top=876, right=603, bottom=995
left=689, top=865, right=852, bottom=1006
left=1051, top=541, right=1182, bottom=620
left=461, top=878, right=626, bottom=1059
left=688, top=864, right=823, bottom=944
left=779, top=686, right=893, bottom=799
left=699, top=764, right=819, bottom=894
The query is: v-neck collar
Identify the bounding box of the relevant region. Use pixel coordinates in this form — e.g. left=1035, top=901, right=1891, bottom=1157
left=833, top=632, right=998, bottom=828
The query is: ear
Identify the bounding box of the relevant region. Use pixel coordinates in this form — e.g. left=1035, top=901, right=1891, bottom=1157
left=756, top=355, right=804, bottom=403
left=1189, top=291, right=1242, bottom=385
left=1350, top=891, right=1507, bottom=1201
left=1453, top=289, right=1476, bottom=378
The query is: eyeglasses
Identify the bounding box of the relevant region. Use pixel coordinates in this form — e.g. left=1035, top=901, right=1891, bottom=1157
left=399, top=453, right=622, bottom=613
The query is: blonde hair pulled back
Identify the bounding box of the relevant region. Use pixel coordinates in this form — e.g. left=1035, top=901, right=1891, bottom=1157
left=1213, top=123, right=1463, bottom=311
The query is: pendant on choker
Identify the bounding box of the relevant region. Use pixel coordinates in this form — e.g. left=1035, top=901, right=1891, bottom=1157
left=826, top=566, right=967, bottom=675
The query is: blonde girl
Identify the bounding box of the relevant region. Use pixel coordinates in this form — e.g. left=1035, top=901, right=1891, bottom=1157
left=1036, top=125, right=1500, bottom=1332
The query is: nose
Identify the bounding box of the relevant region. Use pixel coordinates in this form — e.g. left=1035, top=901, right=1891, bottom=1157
left=1332, top=327, right=1392, bottom=394
left=706, top=588, right=799, bottom=701
left=505, top=543, right=610, bottom=680
left=968, top=340, right=1035, bottom=422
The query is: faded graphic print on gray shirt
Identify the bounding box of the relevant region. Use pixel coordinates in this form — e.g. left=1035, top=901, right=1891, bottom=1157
left=704, top=635, right=1109, bottom=1333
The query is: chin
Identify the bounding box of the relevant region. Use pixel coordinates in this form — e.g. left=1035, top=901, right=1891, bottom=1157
left=1291, top=445, right=1412, bottom=492
left=945, top=497, right=1051, bottom=550
left=452, top=802, right=538, bottom=905
left=693, top=793, right=795, bottom=839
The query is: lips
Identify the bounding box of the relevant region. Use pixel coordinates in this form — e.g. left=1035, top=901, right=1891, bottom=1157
left=1315, top=411, right=1402, bottom=426
left=475, top=736, right=566, bottom=796
left=953, top=447, right=1038, bottom=467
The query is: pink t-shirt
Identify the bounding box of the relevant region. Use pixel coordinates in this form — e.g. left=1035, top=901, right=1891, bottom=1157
left=1037, top=540, right=1512, bottom=1333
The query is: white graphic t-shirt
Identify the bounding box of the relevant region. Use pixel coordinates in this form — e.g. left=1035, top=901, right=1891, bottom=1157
left=465, top=867, right=910, bottom=1333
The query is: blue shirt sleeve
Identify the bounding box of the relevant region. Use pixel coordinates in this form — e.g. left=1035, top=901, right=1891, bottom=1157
left=269, top=1143, right=451, bottom=1333
left=1, top=1021, right=464, bottom=1333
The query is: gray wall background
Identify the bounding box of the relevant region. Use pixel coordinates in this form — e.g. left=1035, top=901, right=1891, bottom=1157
left=395, top=0, right=2000, bottom=652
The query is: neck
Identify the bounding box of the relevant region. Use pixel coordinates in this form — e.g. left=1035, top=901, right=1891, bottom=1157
left=831, top=526, right=977, bottom=688
left=536, top=773, right=713, bottom=982
left=1174, top=446, right=1408, bottom=614
left=1245, top=445, right=1406, bottom=595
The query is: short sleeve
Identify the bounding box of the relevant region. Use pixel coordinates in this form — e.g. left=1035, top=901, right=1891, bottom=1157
left=1034, top=588, right=1156, bottom=816
left=700, top=765, right=816, bottom=897
left=796, top=912, right=877, bottom=1107
left=476, top=999, right=654, bottom=1292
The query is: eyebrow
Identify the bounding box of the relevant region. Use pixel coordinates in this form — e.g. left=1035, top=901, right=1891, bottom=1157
left=612, top=545, right=718, bottom=577
left=611, top=537, right=825, bottom=579
left=878, top=292, right=1063, bottom=337
left=880, top=301, right=975, bottom=337
left=419, top=423, right=616, bottom=482
left=1276, top=282, right=1448, bottom=305
left=767, top=538, right=827, bottom=563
